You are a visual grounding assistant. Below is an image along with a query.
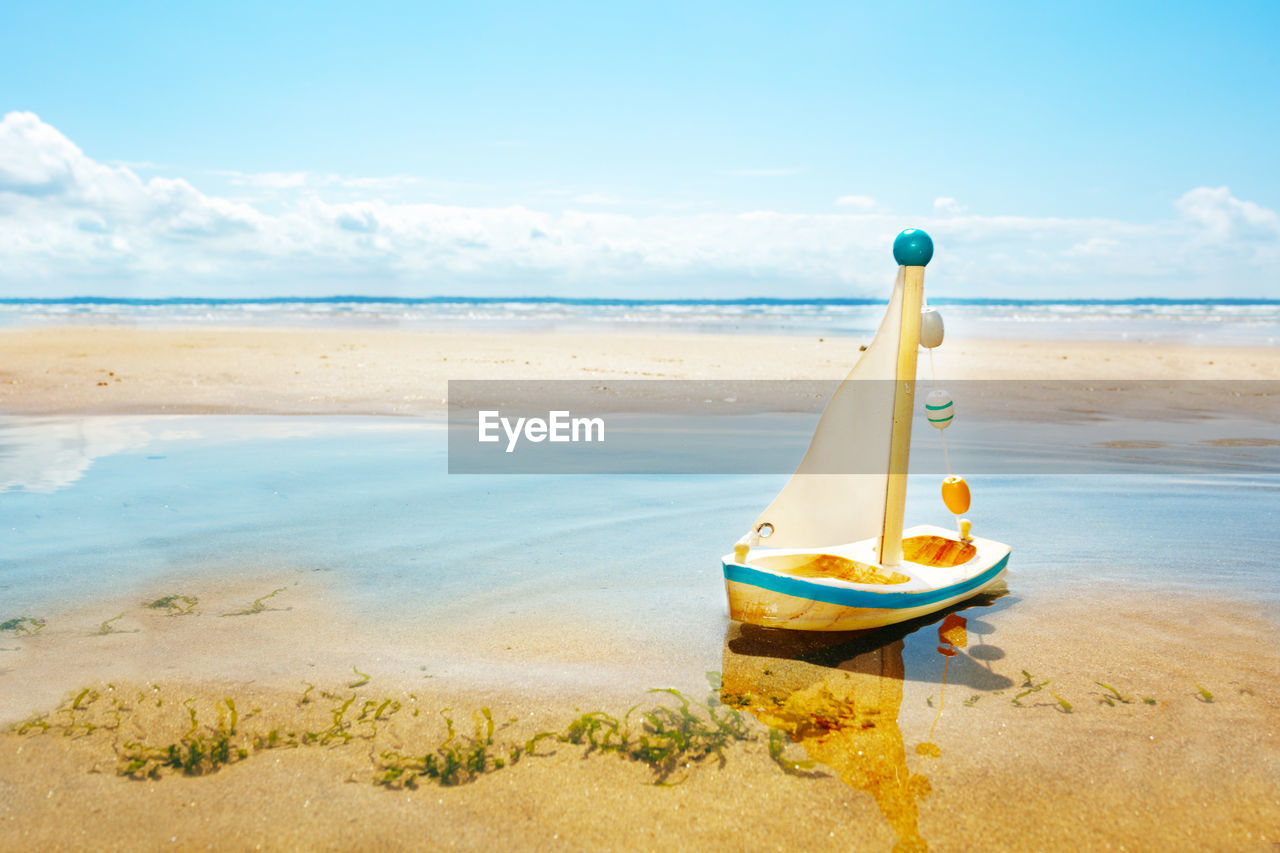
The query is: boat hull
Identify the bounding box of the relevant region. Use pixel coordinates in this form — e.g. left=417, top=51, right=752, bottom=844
left=723, top=539, right=1010, bottom=631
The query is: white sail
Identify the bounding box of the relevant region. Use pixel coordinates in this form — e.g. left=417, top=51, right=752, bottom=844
left=751, top=267, right=907, bottom=550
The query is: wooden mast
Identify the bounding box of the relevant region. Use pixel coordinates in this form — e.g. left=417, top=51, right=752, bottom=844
left=879, top=229, right=932, bottom=567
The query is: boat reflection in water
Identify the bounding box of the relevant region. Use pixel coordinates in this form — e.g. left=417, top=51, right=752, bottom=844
left=720, top=592, right=1010, bottom=852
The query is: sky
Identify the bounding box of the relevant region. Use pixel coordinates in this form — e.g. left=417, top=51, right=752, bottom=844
left=1, top=0, right=1278, bottom=299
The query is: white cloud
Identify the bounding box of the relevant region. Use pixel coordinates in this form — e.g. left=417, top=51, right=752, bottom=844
left=835, top=195, right=877, bottom=211
left=1063, top=236, right=1121, bottom=257
left=1174, top=186, right=1280, bottom=243
left=0, top=112, right=1277, bottom=297
left=934, top=197, right=967, bottom=216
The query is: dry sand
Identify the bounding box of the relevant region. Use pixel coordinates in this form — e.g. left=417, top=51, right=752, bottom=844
left=1, top=325, right=1276, bottom=417
left=2, top=324, right=1279, bottom=850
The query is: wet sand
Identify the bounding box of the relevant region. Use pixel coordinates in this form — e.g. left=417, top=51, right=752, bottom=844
left=1, top=574, right=1277, bottom=851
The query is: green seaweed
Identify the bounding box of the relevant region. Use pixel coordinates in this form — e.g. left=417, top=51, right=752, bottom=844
left=963, top=695, right=981, bottom=707
left=307, top=695, right=357, bottom=745
left=767, top=728, right=820, bottom=777
left=17, top=682, right=791, bottom=790
left=628, top=687, right=752, bottom=783
left=1, top=616, right=46, bottom=636
left=118, top=696, right=245, bottom=778
left=1193, top=683, right=1214, bottom=703
left=44, top=688, right=105, bottom=738
left=348, top=666, right=371, bottom=688
left=1011, top=670, right=1050, bottom=706
left=221, top=587, right=289, bottom=617
left=15, top=712, right=51, bottom=735
left=376, top=686, right=757, bottom=788
left=376, top=708, right=503, bottom=787
left=1095, top=681, right=1132, bottom=705
left=353, top=697, right=401, bottom=740
left=95, top=613, right=126, bottom=635
left=1048, top=691, right=1073, bottom=713
left=144, top=595, right=198, bottom=615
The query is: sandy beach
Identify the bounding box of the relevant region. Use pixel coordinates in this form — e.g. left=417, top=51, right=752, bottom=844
left=2, top=325, right=1279, bottom=851
left=1, top=325, right=1276, bottom=416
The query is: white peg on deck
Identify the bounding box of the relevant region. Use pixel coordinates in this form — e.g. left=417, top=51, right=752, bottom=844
left=733, top=526, right=764, bottom=563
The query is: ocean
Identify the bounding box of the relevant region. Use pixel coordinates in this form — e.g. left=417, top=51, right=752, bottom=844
left=2, top=297, right=1279, bottom=345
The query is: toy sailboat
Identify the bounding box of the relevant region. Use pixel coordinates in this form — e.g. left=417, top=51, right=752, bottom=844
left=722, top=229, right=1010, bottom=631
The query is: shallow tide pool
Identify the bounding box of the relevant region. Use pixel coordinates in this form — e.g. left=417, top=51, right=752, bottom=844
left=2, top=414, right=1276, bottom=612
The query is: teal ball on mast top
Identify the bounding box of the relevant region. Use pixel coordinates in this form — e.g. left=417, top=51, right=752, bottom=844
left=892, top=228, right=934, bottom=267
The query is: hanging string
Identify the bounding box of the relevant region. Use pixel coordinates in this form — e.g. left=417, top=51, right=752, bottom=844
left=926, top=345, right=953, bottom=478
left=939, top=427, right=953, bottom=479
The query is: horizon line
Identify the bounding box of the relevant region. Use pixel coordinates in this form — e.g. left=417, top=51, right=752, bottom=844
left=3, top=296, right=1278, bottom=307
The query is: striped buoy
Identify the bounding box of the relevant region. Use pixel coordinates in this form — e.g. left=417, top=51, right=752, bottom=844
left=926, top=389, right=954, bottom=429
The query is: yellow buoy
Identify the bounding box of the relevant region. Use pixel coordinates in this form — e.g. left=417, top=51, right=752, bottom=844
left=942, top=475, right=971, bottom=515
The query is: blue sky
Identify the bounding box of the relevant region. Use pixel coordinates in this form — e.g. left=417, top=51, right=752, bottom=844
left=1, top=1, right=1277, bottom=297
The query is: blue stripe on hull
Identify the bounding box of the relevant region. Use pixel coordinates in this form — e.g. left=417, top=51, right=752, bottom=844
left=722, top=553, right=1009, bottom=610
